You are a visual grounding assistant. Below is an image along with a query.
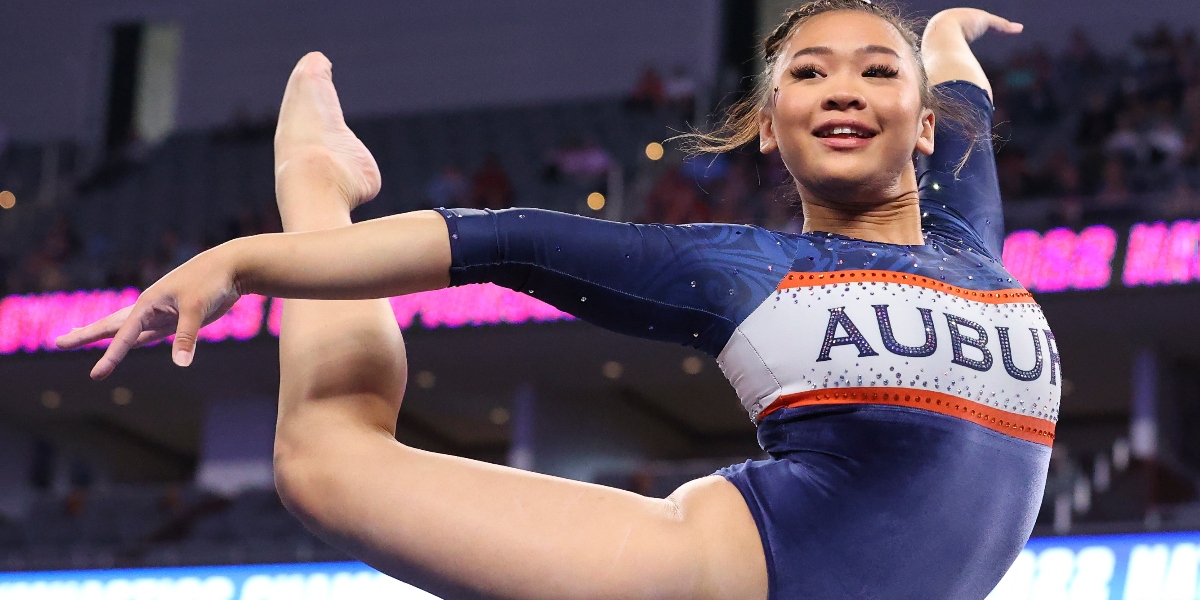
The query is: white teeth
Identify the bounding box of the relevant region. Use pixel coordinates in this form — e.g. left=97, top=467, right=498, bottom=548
left=833, top=127, right=857, bottom=135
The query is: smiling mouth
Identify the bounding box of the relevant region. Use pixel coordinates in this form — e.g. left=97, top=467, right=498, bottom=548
left=813, top=124, right=878, bottom=139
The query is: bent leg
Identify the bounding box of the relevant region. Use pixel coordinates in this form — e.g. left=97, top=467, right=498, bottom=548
left=271, top=53, right=767, bottom=600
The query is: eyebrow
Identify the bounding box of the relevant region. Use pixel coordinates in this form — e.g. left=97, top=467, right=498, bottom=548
left=791, top=45, right=901, bottom=59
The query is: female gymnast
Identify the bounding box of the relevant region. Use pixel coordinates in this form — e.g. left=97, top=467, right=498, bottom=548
left=58, top=1, right=1056, bottom=598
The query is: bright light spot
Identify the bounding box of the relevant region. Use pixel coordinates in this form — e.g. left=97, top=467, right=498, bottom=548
left=41, top=390, right=61, bottom=409
left=645, top=142, right=664, bottom=161
left=489, top=407, right=510, bottom=425
left=587, top=192, right=606, bottom=211
left=415, top=370, right=436, bottom=389
left=112, top=387, right=133, bottom=406
left=0, top=191, right=14, bottom=209
left=682, top=356, right=703, bottom=375
left=602, top=361, right=623, bottom=379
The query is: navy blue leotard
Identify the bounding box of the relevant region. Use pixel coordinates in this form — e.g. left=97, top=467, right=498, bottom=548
left=435, top=81, right=1056, bottom=600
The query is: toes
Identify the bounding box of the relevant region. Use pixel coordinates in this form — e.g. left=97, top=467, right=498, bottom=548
left=295, top=51, right=333, bottom=81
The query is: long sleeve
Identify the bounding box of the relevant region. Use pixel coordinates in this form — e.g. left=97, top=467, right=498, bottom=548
left=916, top=80, right=1005, bottom=259
left=435, top=208, right=795, bottom=357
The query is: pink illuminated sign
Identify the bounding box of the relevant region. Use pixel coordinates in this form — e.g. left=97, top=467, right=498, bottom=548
left=0, top=284, right=573, bottom=355
left=1001, top=225, right=1118, bottom=292
left=1121, top=220, right=1200, bottom=287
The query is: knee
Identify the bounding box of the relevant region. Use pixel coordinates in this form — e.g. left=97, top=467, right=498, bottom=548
left=273, top=437, right=329, bottom=526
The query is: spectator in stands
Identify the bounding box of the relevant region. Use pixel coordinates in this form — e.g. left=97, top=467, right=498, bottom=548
left=626, top=67, right=665, bottom=111
left=639, top=166, right=709, bottom=224
left=1105, top=113, right=1146, bottom=167
left=424, top=165, right=469, bottom=209
left=470, top=155, right=514, bottom=210
left=1146, top=116, right=1187, bottom=170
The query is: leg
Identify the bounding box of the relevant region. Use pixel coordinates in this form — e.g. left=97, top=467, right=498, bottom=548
left=271, top=53, right=767, bottom=600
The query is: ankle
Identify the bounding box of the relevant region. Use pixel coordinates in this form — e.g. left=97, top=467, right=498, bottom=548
left=280, top=205, right=352, bottom=232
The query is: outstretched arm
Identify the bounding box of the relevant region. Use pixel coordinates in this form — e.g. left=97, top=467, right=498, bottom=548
left=921, top=8, right=1023, bottom=100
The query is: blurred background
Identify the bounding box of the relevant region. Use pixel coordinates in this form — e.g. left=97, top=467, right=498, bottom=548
left=2, top=0, right=1200, bottom=597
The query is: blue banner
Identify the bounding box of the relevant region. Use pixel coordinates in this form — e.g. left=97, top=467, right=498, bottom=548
left=0, top=561, right=437, bottom=599
left=990, top=531, right=1200, bottom=599
left=3, top=531, right=1200, bottom=600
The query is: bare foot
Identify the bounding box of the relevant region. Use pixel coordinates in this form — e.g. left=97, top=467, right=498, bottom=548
left=274, top=52, right=381, bottom=218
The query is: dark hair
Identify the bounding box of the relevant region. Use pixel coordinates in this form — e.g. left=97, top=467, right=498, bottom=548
left=680, top=0, right=984, bottom=169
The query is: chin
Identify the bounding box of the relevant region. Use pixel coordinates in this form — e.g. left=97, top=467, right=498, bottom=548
left=800, top=162, right=880, bottom=196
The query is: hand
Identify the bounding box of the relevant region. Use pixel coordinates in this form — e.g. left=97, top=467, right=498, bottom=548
left=55, top=244, right=243, bottom=380
left=927, top=8, right=1023, bottom=44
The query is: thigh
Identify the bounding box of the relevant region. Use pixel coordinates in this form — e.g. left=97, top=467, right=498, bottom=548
left=288, top=433, right=767, bottom=600
left=667, top=475, right=769, bottom=600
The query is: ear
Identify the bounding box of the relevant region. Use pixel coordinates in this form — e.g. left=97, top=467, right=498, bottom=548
left=759, top=106, right=778, bottom=154
left=915, top=107, right=935, bottom=157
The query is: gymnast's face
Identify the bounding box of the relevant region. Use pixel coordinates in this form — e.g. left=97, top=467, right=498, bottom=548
left=759, top=10, right=935, bottom=204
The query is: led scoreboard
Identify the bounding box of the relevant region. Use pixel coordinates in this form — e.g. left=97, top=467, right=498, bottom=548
left=1002, top=219, right=1200, bottom=293
left=1, top=219, right=1199, bottom=356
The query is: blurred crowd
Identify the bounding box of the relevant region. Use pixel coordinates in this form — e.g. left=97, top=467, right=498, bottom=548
left=991, top=27, right=1200, bottom=220
left=5, top=25, right=1200, bottom=297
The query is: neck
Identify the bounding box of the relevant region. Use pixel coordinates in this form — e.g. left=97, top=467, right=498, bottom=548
left=798, top=167, right=925, bottom=245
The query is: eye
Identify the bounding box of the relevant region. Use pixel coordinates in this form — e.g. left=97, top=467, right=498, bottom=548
left=863, top=64, right=900, bottom=78
left=789, top=64, right=824, bottom=80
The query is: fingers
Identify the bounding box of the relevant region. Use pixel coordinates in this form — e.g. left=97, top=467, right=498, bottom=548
left=172, top=301, right=204, bottom=368
left=90, top=308, right=148, bottom=380
left=55, top=306, right=134, bottom=350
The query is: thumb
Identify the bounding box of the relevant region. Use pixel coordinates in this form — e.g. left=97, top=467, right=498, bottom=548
left=172, top=307, right=203, bottom=367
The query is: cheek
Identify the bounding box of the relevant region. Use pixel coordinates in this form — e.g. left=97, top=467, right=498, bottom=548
left=878, top=94, right=925, bottom=142
left=768, top=96, right=812, bottom=165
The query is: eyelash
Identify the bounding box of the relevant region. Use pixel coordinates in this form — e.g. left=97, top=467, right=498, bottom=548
left=863, top=64, right=900, bottom=78
left=788, top=63, right=900, bottom=79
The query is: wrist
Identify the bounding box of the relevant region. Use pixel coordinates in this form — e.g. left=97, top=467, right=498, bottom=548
left=923, top=14, right=963, bottom=44
left=220, top=236, right=258, bottom=297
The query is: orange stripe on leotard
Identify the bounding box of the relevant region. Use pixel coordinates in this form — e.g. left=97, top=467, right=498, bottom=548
left=758, top=386, right=1055, bottom=446
left=776, top=270, right=1035, bottom=305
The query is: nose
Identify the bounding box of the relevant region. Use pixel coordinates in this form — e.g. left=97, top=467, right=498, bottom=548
left=821, top=91, right=866, bottom=111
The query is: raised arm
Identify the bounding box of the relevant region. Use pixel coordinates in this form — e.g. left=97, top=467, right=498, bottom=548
left=921, top=8, right=1023, bottom=100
